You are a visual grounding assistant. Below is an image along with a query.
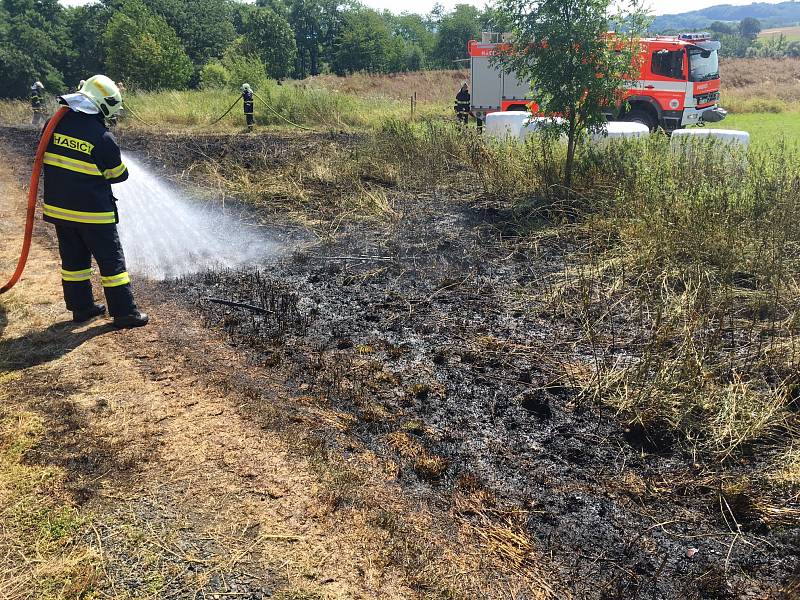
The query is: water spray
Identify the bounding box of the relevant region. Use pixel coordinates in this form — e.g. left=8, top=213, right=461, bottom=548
left=0, top=107, right=69, bottom=294
left=113, top=153, right=278, bottom=279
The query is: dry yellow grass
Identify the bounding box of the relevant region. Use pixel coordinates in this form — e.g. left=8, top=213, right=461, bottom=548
left=300, top=69, right=469, bottom=105
left=722, top=57, right=800, bottom=112
left=0, top=397, right=102, bottom=599
left=0, top=100, right=30, bottom=126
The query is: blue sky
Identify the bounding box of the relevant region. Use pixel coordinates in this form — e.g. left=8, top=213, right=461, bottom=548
left=58, top=0, right=786, bottom=16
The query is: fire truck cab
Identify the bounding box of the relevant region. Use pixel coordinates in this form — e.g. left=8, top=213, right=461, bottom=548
left=468, top=32, right=727, bottom=132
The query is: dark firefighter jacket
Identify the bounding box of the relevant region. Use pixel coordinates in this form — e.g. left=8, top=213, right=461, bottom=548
left=42, top=110, right=129, bottom=228
left=243, top=90, right=254, bottom=114
left=30, top=89, right=43, bottom=109
left=455, top=89, right=470, bottom=113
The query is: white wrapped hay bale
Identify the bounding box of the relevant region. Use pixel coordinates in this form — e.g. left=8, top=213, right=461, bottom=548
left=590, top=121, right=650, bottom=146
left=519, top=116, right=567, bottom=142
left=670, top=128, right=750, bottom=150
left=671, top=129, right=750, bottom=173
left=485, top=111, right=530, bottom=140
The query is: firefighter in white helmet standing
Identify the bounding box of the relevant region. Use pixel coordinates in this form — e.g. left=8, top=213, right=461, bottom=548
left=30, top=81, right=45, bottom=126
left=42, top=74, right=148, bottom=328
left=242, top=83, right=254, bottom=132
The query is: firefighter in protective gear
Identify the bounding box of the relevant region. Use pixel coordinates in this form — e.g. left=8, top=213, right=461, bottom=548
left=42, top=74, right=148, bottom=328
left=242, top=83, right=254, bottom=132
left=30, top=81, right=45, bottom=126
left=455, top=82, right=470, bottom=125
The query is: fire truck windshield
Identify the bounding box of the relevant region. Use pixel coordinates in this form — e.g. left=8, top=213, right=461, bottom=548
left=688, top=47, right=719, bottom=81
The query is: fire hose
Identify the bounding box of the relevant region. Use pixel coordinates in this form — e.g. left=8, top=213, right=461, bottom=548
left=97, top=94, right=312, bottom=132
left=0, top=106, right=70, bottom=294
left=202, top=96, right=242, bottom=128
left=126, top=97, right=242, bottom=130
left=253, top=91, right=315, bottom=132
left=123, top=104, right=156, bottom=127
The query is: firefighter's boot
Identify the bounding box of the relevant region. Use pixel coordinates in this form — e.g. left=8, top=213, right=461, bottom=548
left=113, top=310, right=149, bottom=329
left=73, top=303, right=106, bottom=323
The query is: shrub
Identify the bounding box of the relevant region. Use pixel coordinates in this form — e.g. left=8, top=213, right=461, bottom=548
left=200, top=61, right=230, bottom=89
left=222, top=40, right=269, bottom=91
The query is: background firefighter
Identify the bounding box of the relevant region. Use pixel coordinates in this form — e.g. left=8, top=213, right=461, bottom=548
left=242, top=83, right=254, bottom=132
left=30, top=81, right=45, bottom=126
left=455, top=82, right=470, bottom=125
left=42, top=75, right=148, bottom=328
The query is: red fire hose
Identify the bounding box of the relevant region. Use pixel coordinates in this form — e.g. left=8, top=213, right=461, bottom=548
left=0, top=106, right=69, bottom=294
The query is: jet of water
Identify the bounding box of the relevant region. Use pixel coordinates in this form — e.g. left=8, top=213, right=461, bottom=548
left=113, top=153, right=277, bottom=280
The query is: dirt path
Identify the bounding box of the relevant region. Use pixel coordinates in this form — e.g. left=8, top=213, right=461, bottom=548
left=0, top=152, right=417, bottom=598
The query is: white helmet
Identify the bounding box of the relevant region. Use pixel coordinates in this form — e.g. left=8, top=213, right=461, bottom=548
left=242, top=83, right=252, bottom=92
left=80, top=74, right=123, bottom=117
left=33, top=81, right=43, bottom=89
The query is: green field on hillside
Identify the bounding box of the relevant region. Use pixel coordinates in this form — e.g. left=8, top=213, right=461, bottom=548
left=760, top=26, right=800, bottom=42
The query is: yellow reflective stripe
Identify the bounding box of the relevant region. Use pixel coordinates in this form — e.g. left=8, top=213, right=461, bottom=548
left=43, top=203, right=116, bottom=224
left=103, top=162, right=127, bottom=179
left=101, top=272, right=130, bottom=287
left=61, top=268, right=92, bottom=282
left=43, top=152, right=102, bottom=176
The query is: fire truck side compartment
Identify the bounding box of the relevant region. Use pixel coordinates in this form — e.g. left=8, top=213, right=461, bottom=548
left=471, top=56, right=502, bottom=113
left=503, top=71, right=533, bottom=102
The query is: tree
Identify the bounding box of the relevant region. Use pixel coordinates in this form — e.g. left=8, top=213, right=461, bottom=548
left=176, top=0, right=236, bottom=66
left=104, top=0, right=193, bottom=89
left=0, top=0, right=71, bottom=97
left=480, top=5, right=513, bottom=34
left=708, top=20, right=735, bottom=36
left=388, top=12, right=436, bottom=59
left=221, top=38, right=269, bottom=89
left=496, top=0, right=650, bottom=190
left=241, top=6, right=297, bottom=79
left=316, top=0, right=343, bottom=71
left=331, top=8, right=392, bottom=74
left=718, top=33, right=751, bottom=58
left=289, top=0, right=323, bottom=78
left=433, top=4, right=480, bottom=68
left=739, top=17, right=762, bottom=41
left=405, top=44, right=425, bottom=71
left=129, top=0, right=235, bottom=68
left=62, top=3, right=113, bottom=86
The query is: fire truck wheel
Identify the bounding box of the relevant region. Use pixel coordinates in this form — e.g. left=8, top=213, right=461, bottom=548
left=623, top=109, right=657, bottom=132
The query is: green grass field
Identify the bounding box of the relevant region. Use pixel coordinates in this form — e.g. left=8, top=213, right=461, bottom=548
left=723, top=112, right=800, bottom=145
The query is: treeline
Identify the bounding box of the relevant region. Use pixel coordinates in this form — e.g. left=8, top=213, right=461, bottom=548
left=0, top=0, right=504, bottom=98
left=708, top=18, right=800, bottom=58
left=661, top=17, right=800, bottom=58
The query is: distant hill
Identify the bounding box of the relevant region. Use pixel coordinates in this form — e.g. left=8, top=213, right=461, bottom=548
left=651, top=1, right=800, bottom=32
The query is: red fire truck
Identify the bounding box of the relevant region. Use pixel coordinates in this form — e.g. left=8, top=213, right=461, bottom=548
left=468, top=32, right=727, bottom=132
